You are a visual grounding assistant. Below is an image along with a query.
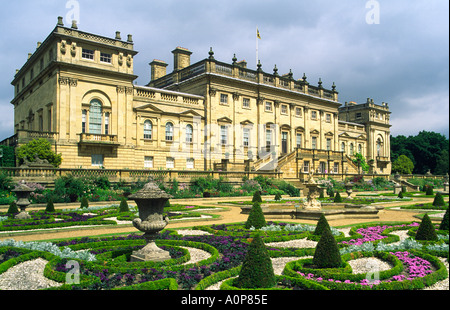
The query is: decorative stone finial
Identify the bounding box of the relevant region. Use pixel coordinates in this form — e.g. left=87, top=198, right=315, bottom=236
left=273, top=64, right=278, bottom=76
left=57, top=16, right=64, bottom=26
left=115, top=31, right=121, bottom=40
left=127, top=34, right=133, bottom=43
left=257, top=60, right=262, bottom=72
left=71, top=20, right=78, bottom=29
left=232, top=54, right=237, bottom=64
left=208, top=47, right=214, bottom=59
left=318, top=78, right=323, bottom=89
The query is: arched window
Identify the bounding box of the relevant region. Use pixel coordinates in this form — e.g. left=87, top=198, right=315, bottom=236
left=341, top=142, right=346, bottom=152
left=377, top=138, right=383, bottom=156
left=349, top=143, right=354, bottom=155
left=358, top=144, right=362, bottom=154
left=89, top=99, right=102, bottom=134
left=165, top=122, right=174, bottom=141
left=186, top=124, right=193, bottom=143
left=144, top=120, right=152, bottom=140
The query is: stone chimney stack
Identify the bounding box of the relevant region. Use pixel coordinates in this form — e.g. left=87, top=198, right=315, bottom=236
left=150, top=59, right=169, bottom=81
left=172, top=47, right=192, bottom=71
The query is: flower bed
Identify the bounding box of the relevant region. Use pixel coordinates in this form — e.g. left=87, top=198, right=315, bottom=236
left=0, top=220, right=448, bottom=290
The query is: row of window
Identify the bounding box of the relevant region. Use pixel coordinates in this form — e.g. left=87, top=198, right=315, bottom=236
left=219, top=94, right=333, bottom=121
left=82, top=48, right=112, bottom=64
left=303, top=161, right=340, bottom=174
left=91, top=154, right=195, bottom=169
left=16, top=48, right=55, bottom=95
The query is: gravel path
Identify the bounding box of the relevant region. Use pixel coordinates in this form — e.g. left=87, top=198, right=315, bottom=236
left=0, top=258, right=62, bottom=290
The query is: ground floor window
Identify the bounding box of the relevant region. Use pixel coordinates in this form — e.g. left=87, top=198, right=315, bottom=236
left=92, top=154, right=104, bottom=167
left=144, top=156, right=153, bottom=168
left=186, top=158, right=194, bottom=169
left=303, top=161, right=310, bottom=173
left=334, top=162, right=339, bottom=173
left=166, top=157, right=175, bottom=169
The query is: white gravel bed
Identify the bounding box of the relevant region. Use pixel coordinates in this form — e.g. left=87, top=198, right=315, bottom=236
left=103, top=217, right=132, bottom=225
left=176, top=229, right=212, bottom=236
left=338, top=227, right=351, bottom=237
left=180, top=247, right=211, bottom=265
left=266, top=238, right=317, bottom=249
left=0, top=258, right=62, bottom=290
left=348, top=257, right=393, bottom=274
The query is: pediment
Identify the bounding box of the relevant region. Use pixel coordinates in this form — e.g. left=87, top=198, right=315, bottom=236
left=310, top=129, right=320, bottom=135
left=134, top=103, right=164, bottom=113
left=240, top=119, right=254, bottom=126
left=180, top=109, right=203, bottom=117
left=217, top=116, right=233, bottom=124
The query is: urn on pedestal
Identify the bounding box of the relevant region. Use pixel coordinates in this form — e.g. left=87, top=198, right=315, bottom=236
left=12, top=181, right=33, bottom=220
left=127, top=182, right=173, bottom=262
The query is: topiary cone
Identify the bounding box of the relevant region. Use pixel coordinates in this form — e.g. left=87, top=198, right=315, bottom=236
left=439, top=208, right=449, bottom=231
left=245, top=202, right=266, bottom=229
left=314, top=213, right=331, bottom=236
left=235, top=234, right=276, bottom=289
left=432, top=192, right=445, bottom=207
left=313, top=226, right=342, bottom=268
left=415, top=213, right=438, bottom=241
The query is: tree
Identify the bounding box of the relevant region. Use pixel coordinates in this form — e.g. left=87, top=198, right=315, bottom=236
left=119, top=197, right=129, bottom=212
left=245, top=202, right=266, bottom=229
left=312, top=225, right=342, bottom=268
left=432, top=192, right=445, bottom=207
left=351, top=152, right=369, bottom=173
left=415, top=214, right=438, bottom=241
left=252, top=190, right=262, bottom=203
left=235, top=234, right=277, bottom=289
left=439, top=208, right=449, bottom=231
left=392, top=155, right=414, bottom=174
left=313, top=214, right=331, bottom=236
left=16, top=138, right=62, bottom=168
left=334, top=191, right=343, bottom=203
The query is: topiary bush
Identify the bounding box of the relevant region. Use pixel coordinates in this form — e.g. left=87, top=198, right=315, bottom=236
left=398, top=191, right=404, bottom=199
left=274, top=192, right=282, bottom=201
left=415, top=213, right=438, bottom=241
left=234, top=234, right=276, bottom=289
left=80, top=196, right=89, bottom=209
left=7, top=201, right=19, bottom=214
left=313, top=214, right=331, bottom=236
left=119, top=197, right=129, bottom=212
left=439, top=208, right=449, bottom=231
left=245, top=202, right=266, bottom=229
left=334, top=191, right=343, bottom=203
left=45, top=199, right=55, bottom=213
left=252, top=190, right=262, bottom=203
left=312, top=226, right=342, bottom=268
left=425, top=185, right=434, bottom=196
left=432, top=192, right=445, bottom=207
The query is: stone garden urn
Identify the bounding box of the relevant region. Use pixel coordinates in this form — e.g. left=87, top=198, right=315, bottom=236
left=12, top=181, right=33, bottom=220
left=128, top=182, right=173, bottom=262
left=345, top=182, right=354, bottom=199
left=302, top=173, right=322, bottom=210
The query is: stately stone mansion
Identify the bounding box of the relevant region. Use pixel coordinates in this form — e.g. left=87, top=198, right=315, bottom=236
left=6, top=17, right=391, bottom=181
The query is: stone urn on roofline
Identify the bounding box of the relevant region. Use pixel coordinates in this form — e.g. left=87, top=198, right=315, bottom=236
left=128, top=182, right=172, bottom=262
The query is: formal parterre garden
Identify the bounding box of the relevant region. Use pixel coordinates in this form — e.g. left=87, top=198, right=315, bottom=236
left=0, top=189, right=448, bottom=291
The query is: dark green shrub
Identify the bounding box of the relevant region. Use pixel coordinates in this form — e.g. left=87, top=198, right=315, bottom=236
left=45, top=199, right=55, bottom=213
left=326, top=186, right=334, bottom=198
left=415, top=213, right=438, bottom=241
left=398, top=191, right=404, bottom=199
left=80, top=196, right=89, bottom=209
left=234, top=234, right=276, bottom=289
left=439, top=208, right=449, bottom=231
left=7, top=201, right=19, bottom=214
left=313, top=214, right=331, bottom=236
left=119, top=197, right=129, bottom=212
left=54, top=174, right=86, bottom=202
left=245, top=202, right=266, bottom=229
left=319, top=190, right=324, bottom=199
left=425, top=185, right=434, bottom=195
left=333, top=191, right=343, bottom=203
left=274, top=192, right=282, bottom=201
left=432, top=192, right=445, bottom=207
left=0, top=171, right=14, bottom=191
left=312, top=226, right=342, bottom=268
left=252, top=190, right=262, bottom=203
left=94, top=176, right=111, bottom=190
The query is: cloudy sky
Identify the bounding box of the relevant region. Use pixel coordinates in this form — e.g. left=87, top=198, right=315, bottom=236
left=0, top=0, right=448, bottom=141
